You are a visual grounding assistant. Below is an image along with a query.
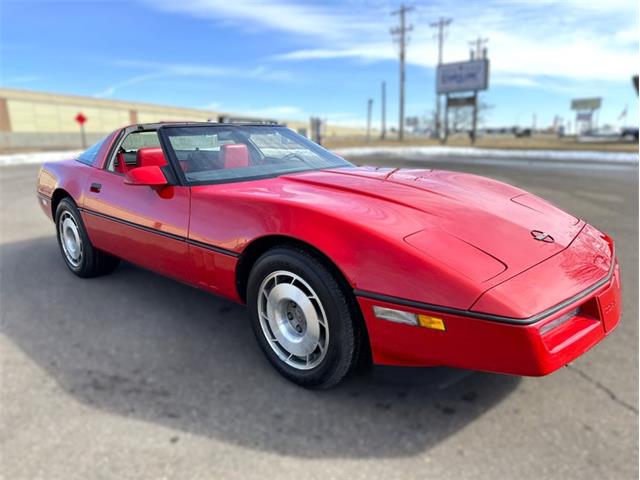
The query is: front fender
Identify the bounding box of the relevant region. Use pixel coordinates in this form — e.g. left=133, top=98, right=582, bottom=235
left=189, top=182, right=486, bottom=310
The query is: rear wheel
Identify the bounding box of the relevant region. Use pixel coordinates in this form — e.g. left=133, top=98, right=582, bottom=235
left=247, top=247, right=360, bottom=389
left=55, top=198, right=120, bottom=277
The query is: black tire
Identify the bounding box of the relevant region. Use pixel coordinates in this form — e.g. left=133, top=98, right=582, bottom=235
left=247, top=246, right=361, bottom=389
left=55, top=197, right=120, bottom=278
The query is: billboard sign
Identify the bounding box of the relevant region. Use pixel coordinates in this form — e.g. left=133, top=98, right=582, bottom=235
left=576, top=111, right=593, bottom=121
left=436, top=59, right=489, bottom=94
left=570, top=98, right=601, bottom=110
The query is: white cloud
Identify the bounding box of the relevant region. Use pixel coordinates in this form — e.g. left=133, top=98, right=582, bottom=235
left=3, top=75, right=40, bottom=85
left=271, top=45, right=395, bottom=62
left=145, top=0, right=369, bottom=40
left=492, top=74, right=542, bottom=88
left=145, top=0, right=639, bottom=84
left=94, top=60, right=293, bottom=97
left=94, top=72, right=166, bottom=98
left=614, top=27, right=638, bottom=44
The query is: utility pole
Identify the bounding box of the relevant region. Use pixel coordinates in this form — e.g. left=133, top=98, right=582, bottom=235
left=380, top=81, right=386, bottom=140
left=366, top=98, right=373, bottom=141
left=469, top=36, right=488, bottom=59
left=430, top=17, right=451, bottom=140
left=391, top=4, right=414, bottom=141
left=471, top=91, right=478, bottom=143
left=468, top=36, right=488, bottom=144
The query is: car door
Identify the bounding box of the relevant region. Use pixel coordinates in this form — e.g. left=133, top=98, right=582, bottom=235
left=82, top=129, right=192, bottom=282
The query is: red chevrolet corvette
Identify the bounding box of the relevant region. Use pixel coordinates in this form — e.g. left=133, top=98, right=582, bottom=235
left=37, top=122, right=621, bottom=388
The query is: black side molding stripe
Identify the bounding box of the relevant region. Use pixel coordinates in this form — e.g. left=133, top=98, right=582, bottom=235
left=79, top=207, right=240, bottom=258
left=354, top=265, right=614, bottom=326
left=80, top=208, right=184, bottom=242
left=187, top=238, right=241, bottom=257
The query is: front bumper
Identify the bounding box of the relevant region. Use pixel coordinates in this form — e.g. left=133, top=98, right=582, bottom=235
left=357, top=262, right=621, bottom=376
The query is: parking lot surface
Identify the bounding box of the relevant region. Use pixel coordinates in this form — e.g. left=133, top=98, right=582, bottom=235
left=1, top=155, right=637, bottom=479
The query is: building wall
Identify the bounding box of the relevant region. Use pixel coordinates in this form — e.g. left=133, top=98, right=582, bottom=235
left=0, top=88, right=221, bottom=135
left=8, top=100, right=130, bottom=133
left=0, top=87, right=368, bottom=150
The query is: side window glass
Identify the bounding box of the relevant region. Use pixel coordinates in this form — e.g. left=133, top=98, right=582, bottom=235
left=107, top=131, right=160, bottom=173
left=77, top=136, right=107, bottom=165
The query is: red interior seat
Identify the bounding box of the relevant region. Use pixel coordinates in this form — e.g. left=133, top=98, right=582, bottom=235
left=221, top=144, right=249, bottom=169
left=115, top=152, right=128, bottom=173
left=137, top=147, right=167, bottom=168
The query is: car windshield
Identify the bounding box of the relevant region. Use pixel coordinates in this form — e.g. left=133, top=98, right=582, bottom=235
left=160, top=125, right=353, bottom=184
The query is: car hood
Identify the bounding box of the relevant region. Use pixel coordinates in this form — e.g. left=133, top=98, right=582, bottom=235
left=285, top=166, right=584, bottom=280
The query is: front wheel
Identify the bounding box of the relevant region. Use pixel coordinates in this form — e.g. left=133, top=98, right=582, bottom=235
left=247, top=247, right=361, bottom=389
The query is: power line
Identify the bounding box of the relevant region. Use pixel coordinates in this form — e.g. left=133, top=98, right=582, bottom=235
left=430, top=17, right=451, bottom=139
left=391, top=4, right=414, bottom=141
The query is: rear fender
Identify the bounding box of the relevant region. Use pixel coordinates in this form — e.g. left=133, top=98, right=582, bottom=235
left=37, top=160, right=94, bottom=217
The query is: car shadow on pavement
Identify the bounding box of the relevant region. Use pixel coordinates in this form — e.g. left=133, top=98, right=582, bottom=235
left=1, top=237, right=521, bottom=458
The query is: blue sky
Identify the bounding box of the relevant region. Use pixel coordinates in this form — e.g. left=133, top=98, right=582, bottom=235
left=1, top=0, right=638, bottom=129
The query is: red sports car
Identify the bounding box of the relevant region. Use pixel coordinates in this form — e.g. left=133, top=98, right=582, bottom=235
left=36, top=122, right=622, bottom=388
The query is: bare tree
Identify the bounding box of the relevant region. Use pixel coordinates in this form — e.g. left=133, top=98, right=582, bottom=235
left=449, top=102, right=493, bottom=132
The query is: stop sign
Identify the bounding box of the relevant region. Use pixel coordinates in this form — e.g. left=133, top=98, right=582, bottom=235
left=75, top=112, right=87, bottom=125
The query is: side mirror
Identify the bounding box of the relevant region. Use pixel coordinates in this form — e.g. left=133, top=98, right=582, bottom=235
left=124, top=165, right=168, bottom=187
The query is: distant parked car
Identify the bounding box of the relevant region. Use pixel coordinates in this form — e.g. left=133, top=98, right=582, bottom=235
left=514, top=127, right=532, bottom=138
left=621, top=127, right=639, bottom=141
left=36, top=122, right=622, bottom=388
left=579, top=126, right=636, bottom=143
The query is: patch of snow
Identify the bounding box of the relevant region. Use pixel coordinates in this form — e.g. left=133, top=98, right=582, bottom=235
left=333, top=146, right=638, bottom=164
left=0, top=150, right=81, bottom=167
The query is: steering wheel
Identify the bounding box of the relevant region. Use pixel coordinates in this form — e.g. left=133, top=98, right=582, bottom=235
left=280, top=152, right=305, bottom=163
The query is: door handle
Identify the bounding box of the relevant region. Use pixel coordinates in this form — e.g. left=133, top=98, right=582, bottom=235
left=90, top=182, right=102, bottom=193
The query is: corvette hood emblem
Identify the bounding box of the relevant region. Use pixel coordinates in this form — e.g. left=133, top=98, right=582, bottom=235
left=531, top=230, right=554, bottom=243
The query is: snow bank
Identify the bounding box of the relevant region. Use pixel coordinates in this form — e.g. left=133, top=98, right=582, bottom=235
left=333, top=146, right=638, bottom=164
left=0, top=150, right=81, bottom=167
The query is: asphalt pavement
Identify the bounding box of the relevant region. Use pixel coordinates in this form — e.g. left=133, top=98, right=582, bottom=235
left=1, top=155, right=637, bottom=479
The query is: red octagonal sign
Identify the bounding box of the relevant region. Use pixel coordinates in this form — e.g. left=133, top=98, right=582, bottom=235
left=75, top=112, right=87, bottom=125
